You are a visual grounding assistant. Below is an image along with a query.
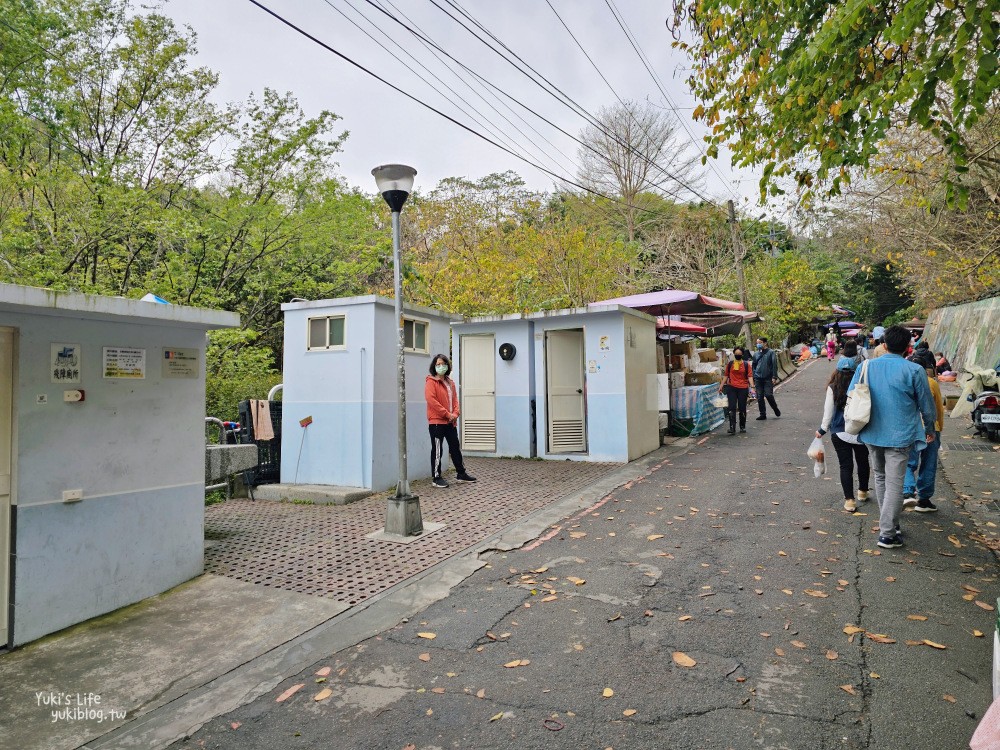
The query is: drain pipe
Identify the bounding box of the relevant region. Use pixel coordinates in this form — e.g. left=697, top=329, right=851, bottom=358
left=360, top=347, right=366, bottom=488
left=267, top=383, right=283, bottom=400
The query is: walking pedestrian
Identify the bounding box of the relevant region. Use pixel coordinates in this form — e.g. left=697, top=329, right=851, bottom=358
left=848, top=325, right=937, bottom=549
left=902, top=350, right=945, bottom=512
left=719, top=346, right=753, bottom=435
left=752, top=337, right=781, bottom=420
left=825, top=329, right=837, bottom=361
left=425, top=354, right=477, bottom=488
left=841, top=341, right=864, bottom=366
left=817, top=358, right=870, bottom=512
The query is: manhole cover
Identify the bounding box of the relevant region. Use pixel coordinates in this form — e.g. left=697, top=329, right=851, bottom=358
left=944, top=443, right=998, bottom=452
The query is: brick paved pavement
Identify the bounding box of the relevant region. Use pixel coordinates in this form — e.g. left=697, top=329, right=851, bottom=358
left=204, top=458, right=619, bottom=607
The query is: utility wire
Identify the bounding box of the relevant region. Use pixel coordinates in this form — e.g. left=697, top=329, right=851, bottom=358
left=427, top=0, right=710, bottom=203
left=602, top=0, right=739, bottom=201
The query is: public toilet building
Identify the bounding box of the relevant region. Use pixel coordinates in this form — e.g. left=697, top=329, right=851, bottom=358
left=0, top=283, right=238, bottom=647
left=452, top=305, right=659, bottom=463
left=280, top=295, right=459, bottom=492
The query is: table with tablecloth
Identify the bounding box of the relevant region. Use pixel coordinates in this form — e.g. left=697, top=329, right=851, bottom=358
left=668, top=383, right=726, bottom=436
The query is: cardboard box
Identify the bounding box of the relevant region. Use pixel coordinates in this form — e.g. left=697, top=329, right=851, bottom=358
left=666, top=354, right=686, bottom=371
left=669, top=372, right=686, bottom=390
left=697, top=348, right=720, bottom=363
left=685, top=371, right=722, bottom=386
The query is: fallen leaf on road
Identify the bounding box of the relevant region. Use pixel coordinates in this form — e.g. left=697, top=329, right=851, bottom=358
left=503, top=659, right=531, bottom=668
left=840, top=685, right=857, bottom=696
left=974, top=630, right=985, bottom=637
left=905, top=640, right=923, bottom=646
left=569, top=532, right=587, bottom=539
left=647, top=534, right=664, bottom=541
left=541, top=595, right=558, bottom=602
left=418, top=633, right=436, bottom=640
left=431, top=687, right=445, bottom=694
left=672, top=652, right=697, bottom=668
left=778, top=551, right=788, bottom=557
left=476, top=689, right=486, bottom=698
left=923, top=639, right=947, bottom=649
left=426, top=709, right=433, bottom=716
left=489, top=712, right=503, bottom=722
left=774, top=648, right=785, bottom=657
left=754, top=589, right=764, bottom=595
left=230, top=722, right=241, bottom=730
left=645, top=610, right=655, bottom=617
left=885, top=576, right=896, bottom=582
left=791, top=640, right=807, bottom=649
left=573, top=644, right=584, bottom=651
left=608, top=612, right=623, bottom=622
left=315, top=667, right=331, bottom=677
left=781, top=589, right=794, bottom=596
left=943, top=694, right=957, bottom=703
left=532, top=567, right=549, bottom=574
left=602, top=687, right=614, bottom=698
left=962, top=585, right=982, bottom=593
left=826, top=650, right=839, bottom=660
left=486, top=631, right=498, bottom=641
left=276, top=684, right=304, bottom=702
left=403, top=745, right=416, bottom=750
left=948, top=535, right=962, bottom=548
left=975, top=601, right=995, bottom=611
left=566, top=576, right=586, bottom=586
left=838, top=580, right=849, bottom=586
left=623, top=709, right=637, bottom=717
left=804, top=590, right=829, bottom=598
left=678, top=615, right=692, bottom=621
left=963, top=593, right=976, bottom=601
left=907, top=615, right=928, bottom=621
left=870, top=672, right=880, bottom=679
left=418, top=653, right=431, bottom=662
left=314, top=688, right=332, bottom=701
left=760, top=632, right=771, bottom=638
left=938, top=551, right=956, bottom=557
left=868, top=633, right=896, bottom=644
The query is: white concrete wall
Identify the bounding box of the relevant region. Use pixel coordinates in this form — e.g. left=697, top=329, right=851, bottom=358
left=452, top=319, right=535, bottom=458
left=622, top=316, right=660, bottom=460
left=2, top=312, right=208, bottom=645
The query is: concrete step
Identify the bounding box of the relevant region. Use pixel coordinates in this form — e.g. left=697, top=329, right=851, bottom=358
left=251, top=483, right=373, bottom=505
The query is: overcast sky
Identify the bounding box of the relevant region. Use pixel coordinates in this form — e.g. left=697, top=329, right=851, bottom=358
left=163, top=0, right=766, bottom=210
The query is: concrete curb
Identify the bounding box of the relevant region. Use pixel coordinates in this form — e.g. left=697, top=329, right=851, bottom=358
left=81, top=440, right=701, bottom=750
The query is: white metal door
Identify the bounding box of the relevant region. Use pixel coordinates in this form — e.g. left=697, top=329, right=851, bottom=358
left=546, top=329, right=586, bottom=453
left=460, top=334, right=496, bottom=452
left=0, top=328, right=13, bottom=645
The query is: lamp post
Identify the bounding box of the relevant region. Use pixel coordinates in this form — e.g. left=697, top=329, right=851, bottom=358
left=372, top=164, right=422, bottom=536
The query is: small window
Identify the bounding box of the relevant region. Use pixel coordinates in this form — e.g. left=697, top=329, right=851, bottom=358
left=307, top=315, right=346, bottom=350
left=403, top=318, right=429, bottom=353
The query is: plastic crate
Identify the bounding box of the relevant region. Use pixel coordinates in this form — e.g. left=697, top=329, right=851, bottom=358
left=238, top=400, right=282, bottom=486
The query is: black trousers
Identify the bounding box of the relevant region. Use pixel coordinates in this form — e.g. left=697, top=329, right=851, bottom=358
left=725, top=385, right=748, bottom=428
left=831, top=433, right=870, bottom=499
left=754, top=377, right=780, bottom=416
left=429, top=423, right=465, bottom=478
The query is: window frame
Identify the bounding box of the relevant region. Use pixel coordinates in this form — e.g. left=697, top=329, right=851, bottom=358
left=402, top=316, right=430, bottom=354
left=306, top=314, right=347, bottom=352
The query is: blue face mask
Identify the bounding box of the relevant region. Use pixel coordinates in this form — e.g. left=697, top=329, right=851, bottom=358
left=756, top=343, right=763, bottom=350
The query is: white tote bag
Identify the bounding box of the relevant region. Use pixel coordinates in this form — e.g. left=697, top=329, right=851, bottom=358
left=843, top=359, right=871, bottom=435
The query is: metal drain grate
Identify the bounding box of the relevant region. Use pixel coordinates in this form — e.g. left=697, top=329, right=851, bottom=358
left=944, top=443, right=998, bottom=452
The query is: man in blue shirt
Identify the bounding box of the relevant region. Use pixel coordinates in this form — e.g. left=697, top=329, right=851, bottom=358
left=848, top=325, right=936, bottom=549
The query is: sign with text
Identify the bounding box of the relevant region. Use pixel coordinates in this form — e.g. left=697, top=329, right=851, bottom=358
left=161, top=348, right=199, bottom=379
left=102, top=347, right=145, bottom=379
left=50, top=343, right=81, bottom=384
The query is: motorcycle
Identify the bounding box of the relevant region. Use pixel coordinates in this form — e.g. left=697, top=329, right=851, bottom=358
left=972, top=386, right=1000, bottom=442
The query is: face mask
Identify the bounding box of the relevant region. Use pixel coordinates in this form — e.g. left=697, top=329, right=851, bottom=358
left=734, top=354, right=743, bottom=361
left=435, top=364, right=448, bottom=375
left=756, top=343, right=763, bottom=350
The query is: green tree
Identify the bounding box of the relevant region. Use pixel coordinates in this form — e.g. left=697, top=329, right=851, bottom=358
left=669, top=0, right=1000, bottom=204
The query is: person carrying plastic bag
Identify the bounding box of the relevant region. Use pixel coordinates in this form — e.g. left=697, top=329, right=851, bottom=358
left=815, top=358, right=870, bottom=511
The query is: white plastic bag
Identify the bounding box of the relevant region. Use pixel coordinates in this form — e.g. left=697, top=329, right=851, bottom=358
left=807, top=436, right=826, bottom=478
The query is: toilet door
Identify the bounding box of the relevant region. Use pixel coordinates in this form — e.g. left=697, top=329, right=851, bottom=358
left=0, top=328, right=13, bottom=646
left=460, top=334, right=496, bottom=452
left=545, top=329, right=587, bottom=453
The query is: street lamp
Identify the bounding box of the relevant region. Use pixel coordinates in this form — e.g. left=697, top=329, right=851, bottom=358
left=372, top=163, right=422, bottom=537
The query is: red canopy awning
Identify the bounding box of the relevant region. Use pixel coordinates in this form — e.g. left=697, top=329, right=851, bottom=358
left=655, top=319, right=709, bottom=335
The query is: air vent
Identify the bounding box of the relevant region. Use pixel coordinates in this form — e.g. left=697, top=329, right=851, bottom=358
left=550, top=419, right=585, bottom=452
left=462, top=419, right=496, bottom=452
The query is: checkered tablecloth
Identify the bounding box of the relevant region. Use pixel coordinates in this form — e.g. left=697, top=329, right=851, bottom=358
left=671, top=384, right=726, bottom=435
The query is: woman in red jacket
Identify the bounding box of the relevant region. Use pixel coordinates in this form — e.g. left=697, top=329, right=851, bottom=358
left=425, top=354, right=477, bottom=488
left=719, top=346, right=753, bottom=435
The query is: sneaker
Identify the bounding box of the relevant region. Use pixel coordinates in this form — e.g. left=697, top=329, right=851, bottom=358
left=902, top=495, right=918, bottom=509
left=877, top=534, right=904, bottom=549
left=739, top=427, right=746, bottom=433
left=455, top=472, right=477, bottom=483
left=755, top=415, right=767, bottom=421
left=857, top=490, right=869, bottom=502
left=844, top=498, right=857, bottom=512
left=914, top=499, right=938, bottom=513
left=431, top=477, right=449, bottom=489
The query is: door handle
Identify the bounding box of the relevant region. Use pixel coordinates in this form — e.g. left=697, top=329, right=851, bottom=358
left=576, top=389, right=583, bottom=394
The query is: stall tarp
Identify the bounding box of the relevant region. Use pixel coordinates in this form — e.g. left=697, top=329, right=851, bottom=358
left=669, top=383, right=726, bottom=436
left=593, top=290, right=745, bottom=315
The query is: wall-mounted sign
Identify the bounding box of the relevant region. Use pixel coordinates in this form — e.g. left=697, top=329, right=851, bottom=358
left=162, top=347, right=199, bottom=379
left=103, top=347, right=146, bottom=379
left=50, top=343, right=81, bottom=384
left=599, top=336, right=611, bottom=351
left=588, top=359, right=598, bottom=373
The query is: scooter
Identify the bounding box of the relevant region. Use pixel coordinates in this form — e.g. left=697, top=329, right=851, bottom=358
left=973, top=389, right=1000, bottom=442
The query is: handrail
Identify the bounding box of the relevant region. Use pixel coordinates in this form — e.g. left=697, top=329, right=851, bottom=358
left=205, top=416, right=225, bottom=445
left=267, top=383, right=283, bottom=400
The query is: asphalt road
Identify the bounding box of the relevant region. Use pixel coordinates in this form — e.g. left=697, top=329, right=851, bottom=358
left=173, top=360, right=998, bottom=750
